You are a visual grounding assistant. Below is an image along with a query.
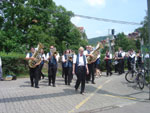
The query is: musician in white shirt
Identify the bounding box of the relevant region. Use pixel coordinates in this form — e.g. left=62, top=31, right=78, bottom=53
left=46, top=46, right=59, bottom=87
left=39, top=49, right=46, bottom=80
left=73, top=47, right=89, bottom=94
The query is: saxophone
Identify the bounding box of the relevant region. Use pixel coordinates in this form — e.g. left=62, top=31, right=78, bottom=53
left=28, top=43, right=44, bottom=68
left=87, top=42, right=104, bottom=64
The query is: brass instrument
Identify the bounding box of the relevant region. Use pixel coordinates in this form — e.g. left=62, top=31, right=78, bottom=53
left=87, top=42, right=104, bottom=64
left=50, top=47, right=58, bottom=57
left=28, top=43, right=44, bottom=68
left=67, top=53, right=73, bottom=61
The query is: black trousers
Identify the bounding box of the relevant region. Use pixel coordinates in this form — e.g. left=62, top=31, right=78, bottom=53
left=118, top=59, right=123, bottom=74
left=127, top=61, right=131, bottom=71
left=75, top=66, right=86, bottom=93
left=62, top=67, right=65, bottom=78
left=115, top=64, right=118, bottom=73
left=68, top=67, right=73, bottom=83
left=122, top=60, right=125, bottom=73
left=64, top=67, right=72, bottom=85
left=29, top=66, right=39, bottom=87
left=105, top=60, right=112, bottom=76
left=48, top=65, right=57, bottom=85
left=39, top=63, right=44, bottom=79
left=87, top=63, right=95, bottom=82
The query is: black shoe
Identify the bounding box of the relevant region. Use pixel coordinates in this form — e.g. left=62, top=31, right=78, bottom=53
left=35, top=86, right=39, bottom=88
left=31, top=84, right=34, bottom=87
left=68, top=83, right=70, bottom=86
left=106, top=72, right=109, bottom=76
left=53, top=84, right=56, bottom=87
left=110, top=72, right=112, bottom=76
left=80, top=91, right=84, bottom=95
left=49, top=83, right=51, bottom=86
left=86, top=81, right=89, bottom=83
left=75, top=86, right=78, bottom=91
left=92, top=82, right=96, bottom=84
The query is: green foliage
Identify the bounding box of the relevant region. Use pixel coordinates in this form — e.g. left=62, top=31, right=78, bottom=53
left=114, top=33, right=140, bottom=52
left=137, top=14, right=148, bottom=44
left=0, top=52, right=28, bottom=76
left=0, top=0, right=87, bottom=54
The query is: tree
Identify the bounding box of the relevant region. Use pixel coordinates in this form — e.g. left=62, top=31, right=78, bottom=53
left=0, top=0, right=88, bottom=53
left=114, top=33, right=139, bottom=52
left=137, top=14, right=149, bottom=44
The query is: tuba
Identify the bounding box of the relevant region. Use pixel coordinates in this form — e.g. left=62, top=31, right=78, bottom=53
left=28, top=43, right=44, bottom=68
left=87, top=42, right=104, bottom=64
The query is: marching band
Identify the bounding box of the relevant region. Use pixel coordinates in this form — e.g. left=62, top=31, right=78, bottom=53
left=25, top=43, right=145, bottom=95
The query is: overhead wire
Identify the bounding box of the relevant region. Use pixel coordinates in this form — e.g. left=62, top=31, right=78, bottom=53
left=0, top=0, right=141, bottom=26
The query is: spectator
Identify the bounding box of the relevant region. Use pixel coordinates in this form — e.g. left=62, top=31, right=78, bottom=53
left=0, top=57, right=4, bottom=81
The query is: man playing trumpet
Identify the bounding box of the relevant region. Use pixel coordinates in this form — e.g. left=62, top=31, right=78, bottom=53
left=47, top=46, right=59, bottom=87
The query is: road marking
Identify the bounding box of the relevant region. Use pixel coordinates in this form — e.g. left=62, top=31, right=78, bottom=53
left=68, top=79, right=111, bottom=113
left=104, top=94, right=137, bottom=100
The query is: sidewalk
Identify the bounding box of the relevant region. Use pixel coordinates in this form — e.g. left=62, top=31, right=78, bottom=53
left=0, top=73, right=149, bottom=113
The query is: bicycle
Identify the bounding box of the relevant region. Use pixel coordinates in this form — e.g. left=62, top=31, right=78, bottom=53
left=125, top=63, right=138, bottom=83
left=136, top=66, right=150, bottom=90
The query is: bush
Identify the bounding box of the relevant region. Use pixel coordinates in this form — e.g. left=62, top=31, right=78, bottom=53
left=0, top=52, right=28, bottom=76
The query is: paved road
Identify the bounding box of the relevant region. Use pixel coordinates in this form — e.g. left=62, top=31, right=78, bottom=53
left=0, top=72, right=150, bottom=113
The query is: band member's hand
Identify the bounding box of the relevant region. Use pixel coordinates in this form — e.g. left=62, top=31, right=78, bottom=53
left=35, top=61, right=41, bottom=66
left=64, top=60, right=67, bottom=62
left=31, top=57, right=35, bottom=60
left=72, top=71, right=75, bottom=75
left=90, top=54, right=94, bottom=57
left=87, top=70, right=89, bottom=75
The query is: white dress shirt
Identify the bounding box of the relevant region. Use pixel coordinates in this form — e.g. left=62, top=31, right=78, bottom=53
left=121, top=51, right=126, bottom=57
left=129, top=53, right=135, bottom=58
left=40, top=53, right=46, bottom=61
left=46, top=52, right=59, bottom=62
left=145, top=53, right=149, bottom=58
left=26, top=53, right=33, bottom=58
left=83, top=50, right=88, bottom=56
left=73, top=54, right=87, bottom=66
left=106, top=53, right=112, bottom=59
left=62, top=55, right=66, bottom=62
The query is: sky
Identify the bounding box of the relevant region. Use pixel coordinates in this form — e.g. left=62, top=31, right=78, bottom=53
left=53, top=0, right=147, bottom=39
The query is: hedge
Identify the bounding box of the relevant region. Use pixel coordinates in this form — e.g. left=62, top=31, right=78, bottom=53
left=0, top=52, right=28, bottom=76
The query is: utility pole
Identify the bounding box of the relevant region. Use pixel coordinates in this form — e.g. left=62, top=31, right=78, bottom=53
left=108, top=29, right=112, bottom=54
left=147, top=0, right=150, bottom=100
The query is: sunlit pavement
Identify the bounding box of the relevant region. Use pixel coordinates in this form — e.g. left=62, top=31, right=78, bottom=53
left=0, top=72, right=150, bottom=113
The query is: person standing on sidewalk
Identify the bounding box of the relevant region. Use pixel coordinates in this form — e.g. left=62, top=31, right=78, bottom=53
left=0, top=56, right=4, bottom=81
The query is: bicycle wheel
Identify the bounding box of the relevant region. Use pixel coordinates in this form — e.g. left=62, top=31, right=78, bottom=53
left=125, top=71, right=135, bottom=83
left=138, top=73, right=144, bottom=90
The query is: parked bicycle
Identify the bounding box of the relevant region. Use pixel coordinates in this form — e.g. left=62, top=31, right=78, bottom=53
left=125, top=63, right=138, bottom=83
left=136, top=66, right=150, bottom=89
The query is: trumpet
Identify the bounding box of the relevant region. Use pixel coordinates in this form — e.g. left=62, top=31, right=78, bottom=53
left=67, top=54, right=73, bottom=61
left=50, top=47, right=58, bottom=57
